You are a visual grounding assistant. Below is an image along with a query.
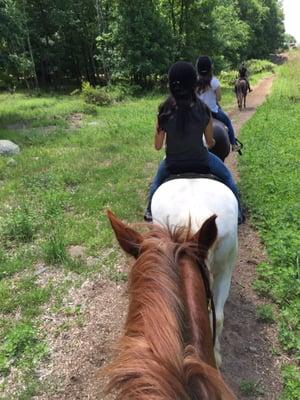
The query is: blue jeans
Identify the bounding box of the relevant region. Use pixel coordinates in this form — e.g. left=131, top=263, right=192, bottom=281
left=208, top=152, right=240, bottom=202
left=212, top=109, right=236, bottom=145
left=146, top=154, right=242, bottom=218
left=146, top=159, right=169, bottom=211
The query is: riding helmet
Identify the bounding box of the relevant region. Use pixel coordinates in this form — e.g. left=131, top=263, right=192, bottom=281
left=168, top=61, right=197, bottom=97
left=196, top=55, right=212, bottom=75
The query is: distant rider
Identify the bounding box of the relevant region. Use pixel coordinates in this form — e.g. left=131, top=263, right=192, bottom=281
left=238, top=63, right=252, bottom=93
left=196, top=55, right=240, bottom=152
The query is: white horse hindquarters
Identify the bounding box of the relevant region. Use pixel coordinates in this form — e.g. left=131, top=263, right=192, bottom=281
left=152, top=178, right=238, bottom=231
left=151, top=178, right=238, bottom=366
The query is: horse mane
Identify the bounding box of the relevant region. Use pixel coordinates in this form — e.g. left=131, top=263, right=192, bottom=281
left=104, top=224, right=234, bottom=400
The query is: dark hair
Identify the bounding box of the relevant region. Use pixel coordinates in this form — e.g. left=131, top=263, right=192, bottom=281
left=168, top=61, right=197, bottom=101
left=196, top=55, right=213, bottom=93
left=158, top=61, right=197, bottom=133
left=157, top=96, right=176, bottom=127
left=197, top=70, right=213, bottom=93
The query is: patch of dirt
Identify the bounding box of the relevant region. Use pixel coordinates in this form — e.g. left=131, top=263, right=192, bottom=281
left=33, top=276, right=127, bottom=400
left=33, top=76, right=285, bottom=399
left=5, top=123, right=57, bottom=136
left=68, top=113, right=84, bottom=129
left=6, top=122, right=29, bottom=130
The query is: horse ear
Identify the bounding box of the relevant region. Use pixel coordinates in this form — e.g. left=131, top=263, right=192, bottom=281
left=193, top=214, right=218, bottom=259
left=107, top=210, right=143, bottom=258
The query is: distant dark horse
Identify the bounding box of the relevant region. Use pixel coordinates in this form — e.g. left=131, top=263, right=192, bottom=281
left=211, top=119, right=230, bottom=161
left=234, top=79, right=247, bottom=110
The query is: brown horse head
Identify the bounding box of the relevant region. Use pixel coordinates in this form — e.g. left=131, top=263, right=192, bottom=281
left=103, top=211, right=236, bottom=400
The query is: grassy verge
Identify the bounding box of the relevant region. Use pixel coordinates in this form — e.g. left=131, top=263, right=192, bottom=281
left=0, top=90, right=163, bottom=397
left=0, top=66, right=275, bottom=397
left=239, top=52, right=300, bottom=399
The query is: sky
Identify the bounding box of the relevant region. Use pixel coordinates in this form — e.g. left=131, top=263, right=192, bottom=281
left=282, top=0, right=300, bottom=43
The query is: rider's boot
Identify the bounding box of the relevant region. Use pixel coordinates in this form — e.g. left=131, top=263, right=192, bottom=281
left=144, top=203, right=153, bottom=222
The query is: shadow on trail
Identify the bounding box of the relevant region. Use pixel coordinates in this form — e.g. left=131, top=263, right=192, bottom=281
left=243, top=106, right=256, bottom=112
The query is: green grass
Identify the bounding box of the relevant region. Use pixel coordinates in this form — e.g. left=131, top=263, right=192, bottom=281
left=0, top=90, right=162, bottom=397
left=256, top=304, right=275, bottom=323
left=239, top=379, right=264, bottom=397
left=0, top=68, right=276, bottom=397
left=280, top=365, right=300, bottom=400
left=239, top=51, right=300, bottom=399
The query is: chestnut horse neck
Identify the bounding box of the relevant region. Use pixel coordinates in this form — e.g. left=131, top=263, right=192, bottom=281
left=105, top=226, right=235, bottom=400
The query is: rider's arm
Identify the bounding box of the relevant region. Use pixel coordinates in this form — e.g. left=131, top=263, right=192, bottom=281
left=215, top=86, right=221, bottom=102
left=204, top=117, right=216, bottom=149
left=154, top=123, right=165, bottom=150
left=211, top=76, right=222, bottom=103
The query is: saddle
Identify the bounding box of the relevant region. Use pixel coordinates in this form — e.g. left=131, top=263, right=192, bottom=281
left=164, top=172, right=223, bottom=184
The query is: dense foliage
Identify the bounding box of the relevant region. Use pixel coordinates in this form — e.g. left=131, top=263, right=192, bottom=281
left=0, top=0, right=285, bottom=89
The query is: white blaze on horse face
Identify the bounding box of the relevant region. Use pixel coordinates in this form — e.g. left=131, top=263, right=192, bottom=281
left=151, top=178, right=238, bottom=367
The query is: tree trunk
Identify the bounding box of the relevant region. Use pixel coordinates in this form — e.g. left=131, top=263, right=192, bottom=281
left=22, top=0, right=39, bottom=89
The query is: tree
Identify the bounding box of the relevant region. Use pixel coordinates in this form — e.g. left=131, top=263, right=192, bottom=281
left=283, top=33, right=297, bottom=49
left=0, top=0, right=33, bottom=89
left=236, top=0, right=284, bottom=59
left=212, top=0, right=250, bottom=68
left=116, top=0, right=174, bottom=85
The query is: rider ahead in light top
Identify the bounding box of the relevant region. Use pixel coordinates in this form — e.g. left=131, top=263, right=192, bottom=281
left=196, top=56, right=240, bottom=152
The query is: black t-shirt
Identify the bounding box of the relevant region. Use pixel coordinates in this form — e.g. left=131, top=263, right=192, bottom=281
left=159, top=99, right=211, bottom=174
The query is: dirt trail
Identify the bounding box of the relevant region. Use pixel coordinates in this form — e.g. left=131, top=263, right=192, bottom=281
left=221, top=76, right=284, bottom=399
left=33, top=76, right=284, bottom=400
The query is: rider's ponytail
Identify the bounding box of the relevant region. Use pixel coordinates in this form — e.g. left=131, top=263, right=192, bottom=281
left=167, top=61, right=197, bottom=135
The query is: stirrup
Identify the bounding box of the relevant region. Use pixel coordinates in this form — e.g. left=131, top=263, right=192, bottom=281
left=144, top=210, right=153, bottom=222
left=232, top=139, right=244, bottom=155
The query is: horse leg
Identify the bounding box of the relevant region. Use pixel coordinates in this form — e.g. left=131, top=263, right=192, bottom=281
left=211, top=250, right=236, bottom=367
left=239, top=92, right=243, bottom=110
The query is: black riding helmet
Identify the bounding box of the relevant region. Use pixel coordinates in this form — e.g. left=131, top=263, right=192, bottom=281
left=196, top=55, right=212, bottom=75
left=168, top=61, right=197, bottom=98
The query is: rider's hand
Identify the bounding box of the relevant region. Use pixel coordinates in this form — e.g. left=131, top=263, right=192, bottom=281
left=207, top=138, right=216, bottom=149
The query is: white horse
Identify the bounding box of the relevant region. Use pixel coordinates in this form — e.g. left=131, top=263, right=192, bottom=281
left=151, top=178, right=238, bottom=367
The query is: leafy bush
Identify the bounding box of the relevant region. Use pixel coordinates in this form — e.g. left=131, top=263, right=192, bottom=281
left=246, top=59, right=275, bottom=75
left=219, top=58, right=275, bottom=87
left=81, top=81, right=139, bottom=106
left=81, top=81, right=113, bottom=106
left=219, top=70, right=237, bottom=86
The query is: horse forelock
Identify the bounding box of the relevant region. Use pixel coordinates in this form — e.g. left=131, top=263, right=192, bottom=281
left=104, top=224, right=234, bottom=399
